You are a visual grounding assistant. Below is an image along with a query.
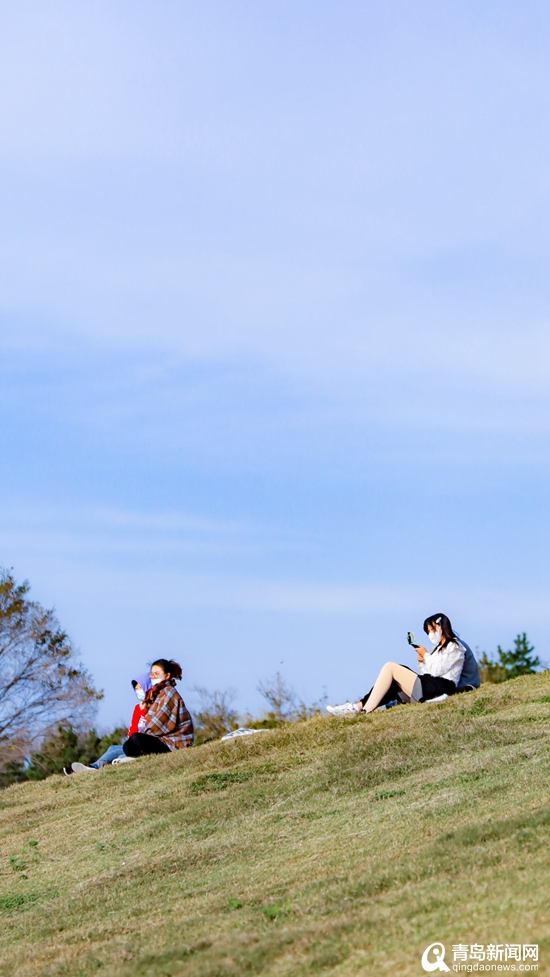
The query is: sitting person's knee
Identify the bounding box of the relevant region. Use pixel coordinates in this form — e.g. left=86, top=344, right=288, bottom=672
left=123, top=734, right=140, bottom=757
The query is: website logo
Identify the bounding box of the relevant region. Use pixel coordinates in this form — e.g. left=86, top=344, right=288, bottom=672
left=421, top=943, right=451, bottom=973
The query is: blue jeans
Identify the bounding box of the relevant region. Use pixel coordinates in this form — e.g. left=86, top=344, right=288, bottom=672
left=91, top=744, right=125, bottom=768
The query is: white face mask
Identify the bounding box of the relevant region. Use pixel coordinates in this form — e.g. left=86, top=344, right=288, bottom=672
left=150, top=676, right=164, bottom=685
left=135, top=688, right=146, bottom=702
left=428, top=628, right=442, bottom=646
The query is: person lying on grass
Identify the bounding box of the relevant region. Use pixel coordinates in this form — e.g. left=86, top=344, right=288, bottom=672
left=67, top=672, right=153, bottom=774
left=123, top=658, right=194, bottom=757
left=326, top=614, right=466, bottom=716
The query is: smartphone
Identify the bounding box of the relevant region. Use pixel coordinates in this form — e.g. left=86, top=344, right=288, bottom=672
left=407, top=631, right=419, bottom=648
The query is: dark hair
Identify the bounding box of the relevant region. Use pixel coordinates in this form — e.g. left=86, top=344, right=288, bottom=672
left=151, top=658, right=183, bottom=681
left=423, top=614, right=459, bottom=647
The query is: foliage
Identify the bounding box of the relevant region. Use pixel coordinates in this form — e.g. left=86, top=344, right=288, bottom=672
left=193, top=687, right=239, bottom=745
left=26, top=725, right=126, bottom=780
left=256, top=671, right=297, bottom=723
left=0, top=724, right=127, bottom=787
left=252, top=672, right=327, bottom=727
left=479, top=632, right=541, bottom=683
left=0, top=758, right=27, bottom=790
left=0, top=568, right=102, bottom=772
left=192, top=675, right=326, bottom=742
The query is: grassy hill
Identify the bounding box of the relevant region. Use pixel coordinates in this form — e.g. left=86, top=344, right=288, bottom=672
left=1, top=674, right=550, bottom=977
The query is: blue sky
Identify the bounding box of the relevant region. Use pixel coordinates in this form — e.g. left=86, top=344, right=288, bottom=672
left=1, top=1, right=550, bottom=727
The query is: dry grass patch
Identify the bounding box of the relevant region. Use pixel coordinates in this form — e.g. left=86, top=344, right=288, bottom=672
left=0, top=675, right=550, bottom=975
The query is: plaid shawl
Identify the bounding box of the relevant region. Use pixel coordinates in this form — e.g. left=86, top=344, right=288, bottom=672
left=143, top=678, right=194, bottom=749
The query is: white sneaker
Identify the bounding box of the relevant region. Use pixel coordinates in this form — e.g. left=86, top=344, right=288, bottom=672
left=71, top=762, right=96, bottom=773
left=425, top=694, right=449, bottom=704
left=112, top=756, right=136, bottom=764
left=326, top=702, right=359, bottom=716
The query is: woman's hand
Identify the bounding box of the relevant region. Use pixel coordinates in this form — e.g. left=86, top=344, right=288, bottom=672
left=416, top=645, right=428, bottom=663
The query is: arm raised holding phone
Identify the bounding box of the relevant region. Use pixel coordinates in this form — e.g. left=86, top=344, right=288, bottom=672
left=408, top=630, right=428, bottom=665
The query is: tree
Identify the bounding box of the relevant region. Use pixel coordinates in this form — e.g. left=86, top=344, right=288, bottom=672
left=257, top=672, right=297, bottom=724
left=478, top=651, right=506, bottom=684
left=192, top=675, right=326, bottom=744
left=0, top=568, right=102, bottom=772
left=0, top=724, right=127, bottom=787
left=253, top=672, right=326, bottom=727
left=479, top=633, right=541, bottom=684
left=193, top=687, right=239, bottom=745
left=24, top=724, right=126, bottom=780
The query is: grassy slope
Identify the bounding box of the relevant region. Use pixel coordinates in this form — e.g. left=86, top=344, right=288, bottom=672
left=1, top=675, right=550, bottom=977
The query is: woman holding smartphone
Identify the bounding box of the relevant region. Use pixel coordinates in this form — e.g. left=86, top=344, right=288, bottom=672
left=326, top=614, right=465, bottom=715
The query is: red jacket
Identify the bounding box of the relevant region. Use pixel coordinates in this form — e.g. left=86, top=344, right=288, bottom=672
left=128, top=704, right=145, bottom=737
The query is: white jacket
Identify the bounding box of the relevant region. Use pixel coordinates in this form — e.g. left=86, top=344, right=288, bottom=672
left=419, top=640, right=465, bottom=685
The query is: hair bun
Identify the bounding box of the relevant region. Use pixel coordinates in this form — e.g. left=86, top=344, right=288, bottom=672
left=168, top=659, right=183, bottom=680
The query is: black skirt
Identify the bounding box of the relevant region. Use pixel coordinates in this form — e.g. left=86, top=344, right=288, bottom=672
left=418, top=674, right=456, bottom=701
left=360, top=667, right=456, bottom=708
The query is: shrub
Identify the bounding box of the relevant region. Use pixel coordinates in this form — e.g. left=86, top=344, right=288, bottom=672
left=479, top=633, right=541, bottom=683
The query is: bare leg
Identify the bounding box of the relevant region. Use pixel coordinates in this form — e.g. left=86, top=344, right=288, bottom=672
left=356, top=663, right=418, bottom=714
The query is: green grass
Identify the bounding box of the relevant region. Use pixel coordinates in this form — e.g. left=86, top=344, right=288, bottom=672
left=1, top=674, right=550, bottom=976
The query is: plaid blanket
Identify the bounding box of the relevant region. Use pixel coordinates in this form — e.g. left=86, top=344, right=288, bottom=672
left=143, top=679, right=194, bottom=749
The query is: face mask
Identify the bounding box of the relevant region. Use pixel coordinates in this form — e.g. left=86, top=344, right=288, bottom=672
left=135, top=688, right=146, bottom=702
left=428, top=628, right=442, bottom=646
left=150, top=676, right=164, bottom=685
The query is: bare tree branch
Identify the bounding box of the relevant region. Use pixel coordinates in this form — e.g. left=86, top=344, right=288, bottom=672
left=0, top=568, right=102, bottom=770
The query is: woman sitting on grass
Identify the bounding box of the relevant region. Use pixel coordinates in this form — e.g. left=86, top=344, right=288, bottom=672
left=123, top=658, right=194, bottom=757
left=326, top=614, right=465, bottom=716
